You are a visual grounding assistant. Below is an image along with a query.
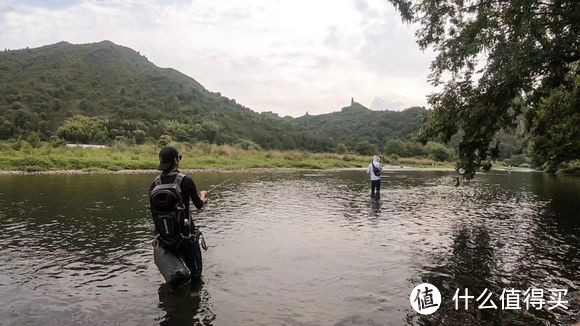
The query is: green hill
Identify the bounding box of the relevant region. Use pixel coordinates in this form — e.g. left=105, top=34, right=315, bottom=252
left=0, top=41, right=334, bottom=151
left=0, top=41, right=426, bottom=153
left=293, top=101, right=426, bottom=148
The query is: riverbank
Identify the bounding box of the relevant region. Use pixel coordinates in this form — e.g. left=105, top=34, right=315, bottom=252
left=0, top=165, right=461, bottom=176
left=0, top=142, right=455, bottom=174
left=0, top=164, right=543, bottom=176
left=2, top=167, right=545, bottom=176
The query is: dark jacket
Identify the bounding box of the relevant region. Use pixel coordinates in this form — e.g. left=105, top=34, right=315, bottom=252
left=149, top=171, right=204, bottom=218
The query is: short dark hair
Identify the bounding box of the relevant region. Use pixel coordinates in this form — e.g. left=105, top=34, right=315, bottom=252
left=158, top=146, right=180, bottom=172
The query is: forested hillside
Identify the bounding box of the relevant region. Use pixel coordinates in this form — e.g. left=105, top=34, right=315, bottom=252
left=0, top=41, right=538, bottom=167
left=0, top=41, right=431, bottom=153
left=0, top=41, right=335, bottom=151
left=293, top=102, right=425, bottom=148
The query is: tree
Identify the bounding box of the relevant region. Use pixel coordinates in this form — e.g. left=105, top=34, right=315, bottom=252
left=385, top=139, right=407, bottom=157
left=167, top=96, right=180, bottom=112
left=26, top=132, right=42, bottom=148
left=162, top=120, right=191, bottom=142
left=336, top=143, right=348, bottom=154
left=0, top=118, right=13, bottom=139
left=388, top=0, right=579, bottom=178
left=56, top=115, right=108, bottom=144
left=525, top=67, right=580, bottom=172
left=425, top=141, right=452, bottom=162
left=508, top=154, right=530, bottom=167
left=13, top=109, right=39, bottom=135
left=406, top=142, right=426, bottom=157
left=201, top=120, right=220, bottom=143
left=132, top=129, right=147, bottom=144
left=356, top=140, right=379, bottom=155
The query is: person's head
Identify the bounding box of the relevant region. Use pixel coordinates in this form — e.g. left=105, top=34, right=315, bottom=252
left=373, top=155, right=380, bottom=163
left=158, top=146, right=182, bottom=173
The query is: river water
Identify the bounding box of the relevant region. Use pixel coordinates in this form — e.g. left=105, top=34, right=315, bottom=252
left=0, top=170, right=578, bottom=325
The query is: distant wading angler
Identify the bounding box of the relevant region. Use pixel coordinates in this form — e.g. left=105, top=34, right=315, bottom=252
left=367, top=155, right=383, bottom=199
left=149, top=146, right=209, bottom=286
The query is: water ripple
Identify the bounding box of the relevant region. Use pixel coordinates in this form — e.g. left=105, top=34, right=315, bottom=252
left=0, top=171, right=578, bottom=325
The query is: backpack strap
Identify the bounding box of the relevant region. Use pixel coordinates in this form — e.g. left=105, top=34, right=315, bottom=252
left=174, top=173, right=186, bottom=205
left=155, top=171, right=179, bottom=186
left=174, top=173, right=185, bottom=186
left=173, top=173, right=192, bottom=239
left=372, top=162, right=381, bottom=175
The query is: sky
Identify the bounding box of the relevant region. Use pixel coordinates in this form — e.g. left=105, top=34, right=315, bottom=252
left=0, top=0, right=435, bottom=117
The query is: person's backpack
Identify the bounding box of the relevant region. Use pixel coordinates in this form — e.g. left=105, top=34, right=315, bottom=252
left=372, top=162, right=381, bottom=176
left=149, top=172, right=193, bottom=248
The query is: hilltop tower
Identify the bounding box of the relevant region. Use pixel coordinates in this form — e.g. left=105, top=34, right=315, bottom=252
left=351, top=97, right=354, bottom=105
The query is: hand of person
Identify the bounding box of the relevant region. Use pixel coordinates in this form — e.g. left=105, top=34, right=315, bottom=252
left=200, top=190, right=209, bottom=203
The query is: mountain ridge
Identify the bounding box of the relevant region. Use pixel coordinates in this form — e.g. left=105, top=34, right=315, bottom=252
left=0, top=41, right=425, bottom=151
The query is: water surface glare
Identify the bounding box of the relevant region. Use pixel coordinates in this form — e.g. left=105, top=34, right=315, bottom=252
left=0, top=170, right=578, bottom=325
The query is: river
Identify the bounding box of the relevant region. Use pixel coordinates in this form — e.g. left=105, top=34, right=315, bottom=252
left=0, top=170, right=578, bottom=325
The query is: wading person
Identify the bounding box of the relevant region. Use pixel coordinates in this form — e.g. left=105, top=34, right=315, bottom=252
left=367, top=155, right=382, bottom=199
left=149, top=146, right=208, bottom=286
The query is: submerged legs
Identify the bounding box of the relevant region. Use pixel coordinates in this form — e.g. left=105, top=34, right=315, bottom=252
left=371, top=180, right=381, bottom=199
left=179, top=238, right=203, bottom=283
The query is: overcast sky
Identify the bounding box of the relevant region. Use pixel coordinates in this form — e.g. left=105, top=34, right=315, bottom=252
left=0, top=0, right=435, bottom=116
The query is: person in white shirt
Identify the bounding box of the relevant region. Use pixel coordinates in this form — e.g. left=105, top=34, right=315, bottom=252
left=367, top=155, right=383, bottom=199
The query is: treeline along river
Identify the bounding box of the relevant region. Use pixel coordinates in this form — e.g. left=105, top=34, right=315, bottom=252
left=0, top=170, right=578, bottom=325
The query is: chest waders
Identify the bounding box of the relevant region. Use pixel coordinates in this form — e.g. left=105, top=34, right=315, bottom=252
left=150, top=172, right=204, bottom=285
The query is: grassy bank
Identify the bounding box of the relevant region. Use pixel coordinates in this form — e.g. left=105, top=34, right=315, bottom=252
left=0, top=141, right=453, bottom=172
left=558, top=160, right=580, bottom=175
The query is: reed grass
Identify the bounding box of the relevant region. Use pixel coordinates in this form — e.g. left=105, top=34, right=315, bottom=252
left=0, top=141, right=449, bottom=172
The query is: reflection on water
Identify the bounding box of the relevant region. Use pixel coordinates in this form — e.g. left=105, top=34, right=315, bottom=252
left=0, top=171, right=578, bottom=325
left=157, top=282, right=215, bottom=325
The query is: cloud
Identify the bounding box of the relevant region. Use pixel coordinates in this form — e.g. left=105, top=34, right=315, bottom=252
left=0, top=0, right=435, bottom=116
left=352, top=0, right=381, bottom=19
left=3, top=0, right=81, bottom=10
left=370, top=96, right=405, bottom=110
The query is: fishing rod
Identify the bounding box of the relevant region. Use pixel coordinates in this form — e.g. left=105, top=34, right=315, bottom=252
left=190, top=176, right=235, bottom=251
left=207, top=176, right=235, bottom=193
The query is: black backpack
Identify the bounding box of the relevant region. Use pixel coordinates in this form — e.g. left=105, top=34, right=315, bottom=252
left=149, top=172, right=193, bottom=248
left=372, top=162, right=382, bottom=176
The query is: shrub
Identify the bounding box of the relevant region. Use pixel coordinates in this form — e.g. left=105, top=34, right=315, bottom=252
left=355, top=141, right=379, bottom=156
left=425, top=142, right=452, bottom=162
left=49, top=135, right=66, bottom=147
left=385, top=139, right=407, bottom=156
left=19, top=141, right=33, bottom=154
left=158, top=135, right=172, bottom=147
left=406, top=142, right=426, bottom=157
left=509, top=154, right=530, bottom=167
left=26, top=133, right=42, bottom=148
left=336, top=143, right=348, bottom=154
left=132, top=129, right=147, bottom=144
left=11, top=140, right=22, bottom=151
left=238, top=139, right=261, bottom=151
left=56, top=115, right=108, bottom=144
